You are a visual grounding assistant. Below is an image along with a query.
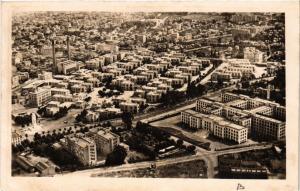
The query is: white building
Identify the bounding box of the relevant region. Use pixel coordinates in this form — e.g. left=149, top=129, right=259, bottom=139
left=181, top=110, right=248, bottom=144
left=87, top=129, right=120, bottom=155
left=28, top=87, right=52, bottom=107
left=57, top=60, right=80, bottom=75
left=244, top=47, right=264, bottom=63
left=119, top=102, right=139, bottom=113
left=38, top=71, right=53, bottom=80
left=65, top=135, right=97, bottom=166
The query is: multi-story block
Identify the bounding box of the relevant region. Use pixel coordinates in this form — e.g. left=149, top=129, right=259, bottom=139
left=244, top=47, right=264, bottom=63
left=251, top=114, right=285, bottom=140
left=146, top=91, right=162, bottom=103
left=38, top=71, right=53, bottom=80
left=28, top=87, right=52, bottom=107
left=65, top=135, right=97, bottom=166
left=181, top=109, right=248, bottom=144
left=12, top=131, right=24, bottom=146
left=119, top=102, right=139, bottom=113
left=57, top=60, right=80, bottom=75
left=50, top=88, right=70, bottom=96
left=87, top=129, right=120, bottom=155
left=185, top=92, right=285, bottom=141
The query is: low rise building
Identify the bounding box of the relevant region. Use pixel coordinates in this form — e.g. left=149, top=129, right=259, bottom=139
left=38, top=71, right=53, bottom=80
left=35, top=161, right=55, bottom=176
left=146, top=91, right=162, bottom=103
left=119, top=102, right=139, bottom=113
left=12, top=131, right=24, bottom=146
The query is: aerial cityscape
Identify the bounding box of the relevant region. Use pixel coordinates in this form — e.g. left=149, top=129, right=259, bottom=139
left=11, top=12, right=286, bottom=179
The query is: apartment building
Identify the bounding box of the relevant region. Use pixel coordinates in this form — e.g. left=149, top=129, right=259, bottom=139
left=119, top=102, right=139, bottom=113
left=181, top=109, right=248, bottom=144
left=57, top=60, right=79, bottom=75
left=12, top=131, right=24, bottom=146
left=52, top=94, right=73, bottom=103
left=251, top=114, right=285, bottom=140
left=244, top=47, right=264, bottom=63
left=65, top=135, right=97, bottom=166
left=28, top=87, right=52, bottom=107
left=193, top=92, right=286, bottom=141
left=12, top=75, right=19, bottom=88
left=38, top=71, right=53, bottom=80
left=130, top=97, right=147, bottom=106
left=146, top=91, right=162, bottom=103
left=50, top=88, right=71, bottom=96
left=221, top=92, right=241, bottom=103
left=231, top=14, right=258, bottom=23
left=87, top=129, right=120, bottom=155
left=86, top=58, right=105, bottom=70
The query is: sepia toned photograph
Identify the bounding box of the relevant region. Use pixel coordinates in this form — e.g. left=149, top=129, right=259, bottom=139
left=1, top=1, right=299, bottom=191
left=10, top=11, right=287, bottom=179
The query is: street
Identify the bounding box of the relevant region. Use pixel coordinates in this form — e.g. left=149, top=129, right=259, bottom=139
left=56, top=143, right=273, bottom=178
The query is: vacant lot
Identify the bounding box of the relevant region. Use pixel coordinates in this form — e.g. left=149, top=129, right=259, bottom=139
left=96, top=159, right=207, bottom=178
left=39, top=108, right=82, bottom=131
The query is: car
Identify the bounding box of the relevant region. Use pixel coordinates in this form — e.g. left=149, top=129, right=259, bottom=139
left=64, top=121, right=68, bottom=124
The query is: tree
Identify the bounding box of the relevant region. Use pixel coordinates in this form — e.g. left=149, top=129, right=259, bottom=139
left=196, top=84, right=207, bottom=95
left=241, top=81, right=250, bottom=89
left=98, top=90, right=105, bottom=97
left=186, top=82, right=197, bottom=98
left=75, top=109, right=88, bottom=122
left=104, top=76, right=113, bottom=88
left=136, top=121, right=149, bottom=133
left=84, top=96, right=91, bottom=102
left=53, top=106, right=69, bottom=119
left=271, top=67, right=285, bottom=90
left=14, top=114, right=32, bottom=126
left=217, top=78, right=224, bottom=87
left=122, top=112, right=134, bottom=129
left=142, top=57, right=151, bottom=64
left=34, top=132, right=41, bottom=142
left=12, top=145, right=20, bottom=153
left=37, top=106, right=46, bottom=116
left=105, top=145, right=128, bottom=166
left=161, top=90, right=185, bottom=106
left=87, top=87, right=92, bottom=93
left=187, top=145, right=196, bottom=153
left=171, top=59, right=180, bottom=66
left=176, top=139, right=184, bottom=147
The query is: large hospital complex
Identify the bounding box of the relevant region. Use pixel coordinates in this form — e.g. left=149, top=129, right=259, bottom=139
left=181, top=92, right=286, bottom=144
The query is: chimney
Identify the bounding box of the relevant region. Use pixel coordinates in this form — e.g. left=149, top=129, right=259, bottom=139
left=52, top=39, right=56, bottom=71
left=67, top=36, right=71, bottom=60
left=267, top=84, right=271, bottom=100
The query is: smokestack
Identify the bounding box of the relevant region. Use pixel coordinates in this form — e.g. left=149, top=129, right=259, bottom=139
left=67, top=36, right=71, bottom=60
left=52, top=39, right=56, bottom=71
left=267, top=84, right=271, bottom=100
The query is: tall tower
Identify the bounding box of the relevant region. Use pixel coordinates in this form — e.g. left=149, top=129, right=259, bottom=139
left=267, top=84, right=271, bottom=100
left=52, top=39, right=57, bottom=73
left=67, top=36, right=71, bottom=60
